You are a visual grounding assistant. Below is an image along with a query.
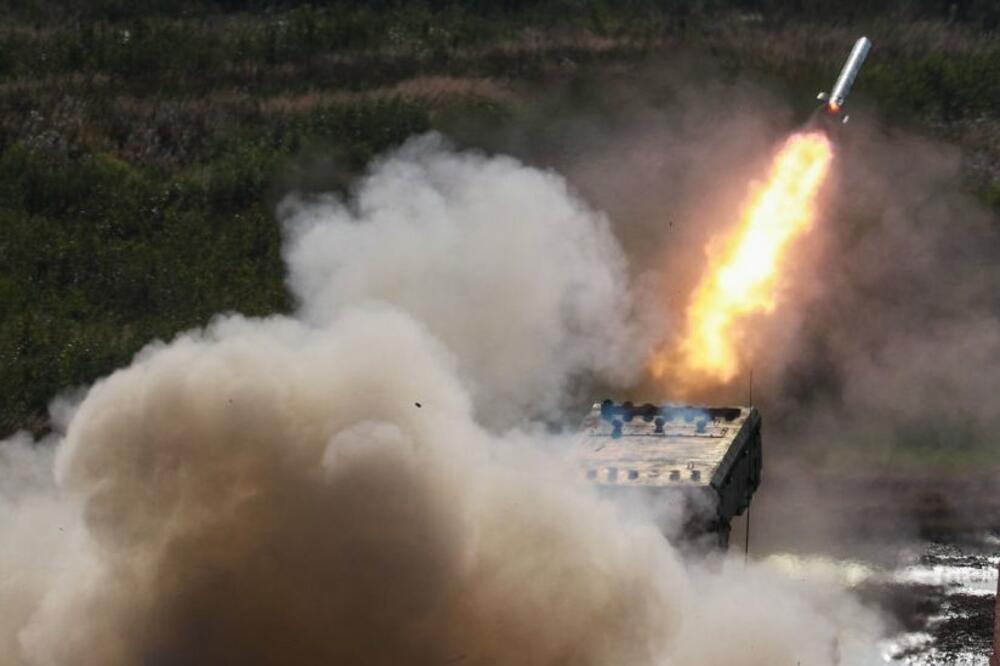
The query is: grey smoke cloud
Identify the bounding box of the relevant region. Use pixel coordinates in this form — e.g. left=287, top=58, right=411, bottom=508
left=281, top=133, right=648, bottom=425
left=749, top=122, right=1000, bottom=465
left=431, top=61, right=1000, bottom=559
left=1, top=309, right=873, bottom=665
left=0, top=135, right=880, bottom=664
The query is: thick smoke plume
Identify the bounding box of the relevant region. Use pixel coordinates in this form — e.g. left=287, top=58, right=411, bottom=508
left=281, top=134, right=647, bottom=425
left=473, top=61, right=1000, bottom=548
left=0, top=135, right=877, bottom=664
left=763, top=122, right=1000, bottom=459
left=472, top=60, right=1000, bottom=460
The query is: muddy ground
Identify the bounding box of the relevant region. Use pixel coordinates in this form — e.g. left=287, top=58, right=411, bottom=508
left=740, top=466, right=1000, bottom=664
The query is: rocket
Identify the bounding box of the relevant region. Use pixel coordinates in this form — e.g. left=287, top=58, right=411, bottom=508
left=817, top=36, right=872, bottom=123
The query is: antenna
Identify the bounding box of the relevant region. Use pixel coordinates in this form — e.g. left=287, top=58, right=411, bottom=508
left=744, top=504, right=751, bottom=562
left=744, top=367, right=754, bottom=562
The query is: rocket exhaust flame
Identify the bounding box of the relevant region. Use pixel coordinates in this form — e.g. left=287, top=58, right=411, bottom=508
left=653, top=131, right=834, bottom=387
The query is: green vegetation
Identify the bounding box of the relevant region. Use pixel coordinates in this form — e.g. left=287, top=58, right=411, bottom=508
left=1, top=1, right=999, bottom=435
left=0, top=95, right=431, bottom=433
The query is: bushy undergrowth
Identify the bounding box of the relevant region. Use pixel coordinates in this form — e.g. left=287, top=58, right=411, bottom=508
left=0, top=1, right=998, bottom=434
left=0, top=97, right=429, bottom=434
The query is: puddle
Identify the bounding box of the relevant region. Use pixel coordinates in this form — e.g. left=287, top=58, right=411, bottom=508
left=765, top=535, right=997, bottom=664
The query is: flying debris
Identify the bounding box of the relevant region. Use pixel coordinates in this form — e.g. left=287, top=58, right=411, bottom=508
left=816, top=36, right=872, bottom=124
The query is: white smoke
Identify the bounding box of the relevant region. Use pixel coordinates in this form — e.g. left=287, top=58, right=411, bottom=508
left=281, top=134, right=646, bottom=424
left=0, top=135, right=880, bottom=665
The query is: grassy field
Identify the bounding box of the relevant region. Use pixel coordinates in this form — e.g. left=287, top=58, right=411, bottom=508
left=2, top=1, right=999, bottom=436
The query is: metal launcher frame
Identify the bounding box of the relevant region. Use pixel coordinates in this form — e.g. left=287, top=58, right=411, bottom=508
left=577, top=400, right=762, bottom=549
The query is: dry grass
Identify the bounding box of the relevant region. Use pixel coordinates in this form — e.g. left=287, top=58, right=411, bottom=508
left=259, top=75, right=516, bottom=115
left=702, top=14, right=1000, bottom=69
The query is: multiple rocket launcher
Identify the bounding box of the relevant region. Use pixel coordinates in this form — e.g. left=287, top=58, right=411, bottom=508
left=577, top=38, right=873, bottom=551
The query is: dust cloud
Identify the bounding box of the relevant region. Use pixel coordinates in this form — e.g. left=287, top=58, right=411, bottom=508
left=0, top=136, right=879, bottom=665
left=281, top=133, right=648, bottom=425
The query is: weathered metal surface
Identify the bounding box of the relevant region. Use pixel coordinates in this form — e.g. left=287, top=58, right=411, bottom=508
left=578, top=402, right=753, bottom=487
left=577, top=400, right=762, bottom=548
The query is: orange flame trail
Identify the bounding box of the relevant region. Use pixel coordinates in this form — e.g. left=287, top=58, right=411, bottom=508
left=652, top=131, right=834, bottom=387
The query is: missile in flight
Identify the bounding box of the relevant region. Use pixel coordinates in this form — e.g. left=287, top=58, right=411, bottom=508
left=817, top=36, right=872, bottom=123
